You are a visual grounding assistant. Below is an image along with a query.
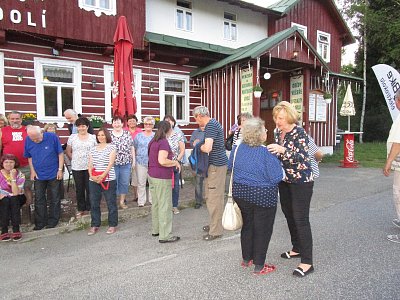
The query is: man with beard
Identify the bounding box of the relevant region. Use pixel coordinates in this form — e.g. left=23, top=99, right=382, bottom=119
left=0, top=111, right=32, bottom=205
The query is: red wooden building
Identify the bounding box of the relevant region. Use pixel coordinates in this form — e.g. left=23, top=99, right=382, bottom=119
left=0, top=0, right=359, bottom=152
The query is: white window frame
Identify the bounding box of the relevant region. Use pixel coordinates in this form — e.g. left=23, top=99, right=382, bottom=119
left=0, top=53, right=4, bottom=114
left=104, top=65, right=142, bottom=123
left=78, top=0, right=116, bottom=17
left=291, top=22, right=307, bottom=39
left=317, top=30, right=331, bottom=63
left=223, top=12, right=237, bottom=41
left=34, top=58, right=82, bottom=123
left=159, top=73, right=189, bottom=125
left=176, top=0, right=193, bottom=32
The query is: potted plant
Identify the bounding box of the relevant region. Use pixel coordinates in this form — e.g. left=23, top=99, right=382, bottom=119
left=22, top=113, right=37, bottom=125
left=253, top=85, right=263, bottom=98
left=88, top=115, right=105, bottom=128
left=323, top=92, right=332, bottom=104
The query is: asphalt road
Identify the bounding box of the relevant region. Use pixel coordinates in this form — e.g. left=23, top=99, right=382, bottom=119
left=1, top=166, right=398, bottom=300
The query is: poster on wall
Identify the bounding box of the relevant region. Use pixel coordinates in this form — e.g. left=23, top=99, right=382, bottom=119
left=309, top=94, right=316, bottom=121
left=241, top=67, right=253, bottom=114
left=315, top=94, right=327, bottom=122
left=290, top=75, right=303, bottom=123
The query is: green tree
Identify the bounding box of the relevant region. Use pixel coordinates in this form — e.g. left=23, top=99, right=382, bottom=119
left=338, top=0, right=400, bottom=141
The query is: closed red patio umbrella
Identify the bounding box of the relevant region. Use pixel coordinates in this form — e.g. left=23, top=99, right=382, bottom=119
left=112, top=16, right=136, bottom=117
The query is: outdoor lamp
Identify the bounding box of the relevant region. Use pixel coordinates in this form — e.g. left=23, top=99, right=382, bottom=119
left=91, top=79, right=97, bottom=89
left=292, top=50, right=299, bottom=60
left=52, top=48, right=60, bottom=56
left=149, top=84, right=154, bottom=93
left=17, top=73, right=23, bottom=83
left=263, top=72, right=271, bottom=80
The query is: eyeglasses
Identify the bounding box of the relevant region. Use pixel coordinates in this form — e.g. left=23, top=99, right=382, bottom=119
left=144, top=123, right=153, bottom=126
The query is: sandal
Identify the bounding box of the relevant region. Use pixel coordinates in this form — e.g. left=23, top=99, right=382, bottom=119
left=293, top=266, right=314, bottom=277
left=203, top=234, right=221, bottom=241
left=280, top=251, right=301, bottom=259
left=106, top=227, right=117, bottom=234
left=202, top=225, right=210, bottom=232
left=241, top=260, right=253, bottom=268
left=120, top=203, right=128, bottom=209
left=76, top=211, right=84, bottom=219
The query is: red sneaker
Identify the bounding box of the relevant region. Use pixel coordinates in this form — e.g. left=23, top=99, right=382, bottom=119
left=241, top=260, right=253, bottom=268
left=253, top=264, right=276, bottom=275
left=12, top=232, right=22, bottom=242
left=0, top=233, right=11, bottom=242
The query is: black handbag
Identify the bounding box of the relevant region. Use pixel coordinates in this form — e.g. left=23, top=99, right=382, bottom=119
left=18, top=194, right=27, bottom=206
left=225, top=133, right=234, bottom=151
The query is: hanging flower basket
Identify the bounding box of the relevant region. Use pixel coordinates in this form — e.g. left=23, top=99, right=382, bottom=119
left=323, top=92, right=332, bottom=104
left=253, top=85, right=263, bottom=98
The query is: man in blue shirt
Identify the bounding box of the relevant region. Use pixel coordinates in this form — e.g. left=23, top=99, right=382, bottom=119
left=24, top=126, right=64, bottom=230
left=193, top=106, right=228, bottom=241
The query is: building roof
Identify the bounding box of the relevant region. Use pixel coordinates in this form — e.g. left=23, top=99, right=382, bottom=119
left=190, top=27, right=329, bottom=77
left=144, top=32, right=236, bottom=55
left=329, top=71, right=363, bottom=82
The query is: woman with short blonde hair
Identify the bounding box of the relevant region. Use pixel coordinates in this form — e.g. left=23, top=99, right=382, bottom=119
left=0, top=114, right=8, bottom=129
left=267, top=100, right=315, bottom=278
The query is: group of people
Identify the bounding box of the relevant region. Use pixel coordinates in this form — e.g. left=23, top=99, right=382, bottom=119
left=0, top=103, right=323, bottom=278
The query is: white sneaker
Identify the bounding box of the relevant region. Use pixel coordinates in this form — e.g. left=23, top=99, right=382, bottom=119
left=387, top=234, right=400, bottom=243
left=392, top=219, right=400, bottom=229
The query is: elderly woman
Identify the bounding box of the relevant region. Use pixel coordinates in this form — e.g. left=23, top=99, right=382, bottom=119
left=111, top=116, right=135, bottom=209
left=228, top=117, right=283, bottom=275
left=232, top=112, right=252, bottom=146
left=0, top=154, right=26, bottom=241
left=133, top=116, right=155, bottom=207
left=267, top=101, right=314, bottom=278
left=66, top=117, right=97, bottom=218
left=163, top=115, right=185, bottom=214
left=88, top=128, right=117, bottom=235
left=148, top=121, right=181, bottom=243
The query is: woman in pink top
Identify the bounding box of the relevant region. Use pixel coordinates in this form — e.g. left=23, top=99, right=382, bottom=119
left=148, top=121, right=181, bottom=243
left=0, top=154, right=26, bottom=241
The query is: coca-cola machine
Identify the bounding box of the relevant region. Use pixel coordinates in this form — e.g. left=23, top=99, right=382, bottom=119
left=340, top=132, right=361, bottom=168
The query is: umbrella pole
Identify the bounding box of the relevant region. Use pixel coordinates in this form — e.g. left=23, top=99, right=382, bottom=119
left=348, top=116, right=350, bottom=132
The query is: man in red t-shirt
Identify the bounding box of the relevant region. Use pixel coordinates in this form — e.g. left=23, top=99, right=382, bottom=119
left=0, top=111, right=32, bottom=205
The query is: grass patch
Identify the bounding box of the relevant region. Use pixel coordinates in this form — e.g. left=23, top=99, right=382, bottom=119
left=322, top=142, right=386, bottom=168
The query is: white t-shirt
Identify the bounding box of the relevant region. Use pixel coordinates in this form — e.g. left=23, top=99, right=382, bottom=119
left=387, top=114, right=400, bottom=171
left=67, top=134, right=97, bottom=170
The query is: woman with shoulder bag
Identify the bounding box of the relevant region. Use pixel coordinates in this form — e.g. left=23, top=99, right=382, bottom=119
left=228, top=117, right=283, bottom=275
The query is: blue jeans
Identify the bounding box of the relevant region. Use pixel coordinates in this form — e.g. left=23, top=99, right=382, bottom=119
left=89, top=180, right=118, bottom=227
left=34, top=179, right=61, bottom=228
left=195, top=174, right=204, bottom=205
left=172, top=167, right=180, bottom=208
left=115, top=163, right=131, bottom=195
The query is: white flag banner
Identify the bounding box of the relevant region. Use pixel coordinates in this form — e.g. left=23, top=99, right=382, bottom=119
left=372, top=64, right=400, bottom=121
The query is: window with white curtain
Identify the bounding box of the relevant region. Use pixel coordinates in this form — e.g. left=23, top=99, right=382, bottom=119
left=104, top=65, right=142, bottom=122
left=224, top=12, right=237, bottom=41
left=176, top=0, right=192, bottom=31
left=78, top=0, right=116, bottom=17
left=317, top=30, right=331, bottom=62
left=34, top=58, right=82, bottom=122
left=160, top=73, right=189, bottom=124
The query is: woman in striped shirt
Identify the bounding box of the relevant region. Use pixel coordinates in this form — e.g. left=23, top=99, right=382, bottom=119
left=87, top=128, right=117, bottom=236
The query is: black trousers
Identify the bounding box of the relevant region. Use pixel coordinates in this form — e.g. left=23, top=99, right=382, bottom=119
left=279, top=181, right=314, bottom=265
left=34, top=179, right=61, bottom=228
left=72, top=170, right=91, bottom=212
left=235, top=197, right=277, bottom=266
left=0, top=196, right=23, bottom=233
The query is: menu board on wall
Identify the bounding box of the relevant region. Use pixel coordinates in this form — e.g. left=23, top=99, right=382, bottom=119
left=240, top=67, right=253, bottom=114
left=315, top=94, right=327, bottom=122
left=290, top=75, right=303, bottom=124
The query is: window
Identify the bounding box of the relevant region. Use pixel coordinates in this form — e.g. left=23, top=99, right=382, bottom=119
left=317, top=30, right=331, bottom=62
left=176, top=0, right=192, bottom=31
left=34, top=58, right=82, bottom=122
left=0, top=53, right=4, bottom=114
left=78, top=0, right=116, bottom=17
left=104, top=65, right=142, bottom=122
left=291, top=22, right=307, bottom=39
left=224, top=12, right=237, bottom=41
left=160, top=73, right=189, bottom=124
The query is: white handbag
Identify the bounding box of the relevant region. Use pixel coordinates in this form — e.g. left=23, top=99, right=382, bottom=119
left=222, top=144, right=243, bottom=231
